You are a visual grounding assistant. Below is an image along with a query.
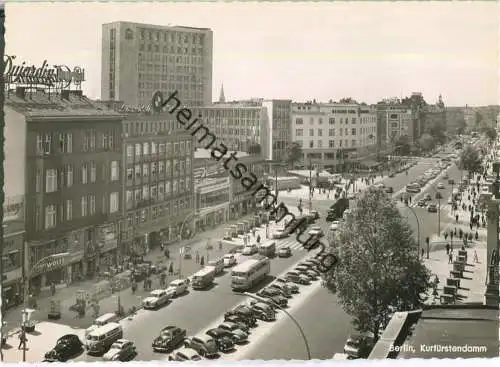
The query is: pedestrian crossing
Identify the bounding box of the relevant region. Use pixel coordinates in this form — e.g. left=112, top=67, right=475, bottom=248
left=274, top=237, right=320, bottom=252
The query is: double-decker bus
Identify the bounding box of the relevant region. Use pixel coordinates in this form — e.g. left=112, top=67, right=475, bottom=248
left=231, top=255, right=270, bottom=291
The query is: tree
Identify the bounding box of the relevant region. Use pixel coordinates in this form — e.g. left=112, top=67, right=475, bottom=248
left=481, top=125, right=497, bottom=143
left=339, top=97, right=358, bottom=104
left=458, top=144, right=482, bottom=174
left=418, top=133, right=436, bottom=152
left=323, top=188, right=431, bottom=339
left=285, top=142, right=303, bottom=168
left=393, top=134, right=411, bottom=156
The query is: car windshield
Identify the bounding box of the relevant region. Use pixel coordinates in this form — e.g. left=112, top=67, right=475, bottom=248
left=346, top=340, right=360, bottom=348
left=110, top=343, right=124, bottom=349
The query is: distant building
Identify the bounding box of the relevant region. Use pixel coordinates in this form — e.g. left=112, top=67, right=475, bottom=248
left=291, top=101, right=377, bottom=170
left=101, top=21, right=213, bottom=107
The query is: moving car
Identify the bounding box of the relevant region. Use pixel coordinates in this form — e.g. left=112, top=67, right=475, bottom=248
left=152, top=326, right=187, bottom=353
left=272, top=229, right=289, bottom=239
left=205, top=329, right=235, bottom=352
left=384, top=186, right=394, bottom=194
left=256, top=288, right=288, bottom=307
left=417, top=199, right=427, bottom=207
left=427, top=203, right=438, bottom=213
left=277, top=245, right=292, bottom=258
left=329, top=220, right=340, bottom=231
left=223, top=254, right=237, bottom=268
left=307, top=226, right=324, bottom=238
left=242, top=244, right=258, bottom=256
left=167, top=347, right=202, bottom=361
left=165, top=279, right=188, bottom=298
left=44, top=334, right=83, bottom=362
left=142, top=289, right=171, bottom=309
left=102, top=339, right=136, bottom=361
left=437, top=182, right=445, bottom=189
left=424, top=193, right=432, bottom=201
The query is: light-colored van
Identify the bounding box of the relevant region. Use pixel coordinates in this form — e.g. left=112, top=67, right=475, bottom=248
left=207, top=258, right=224, bottom=275
left=86, top=322, right=123, bottom=355
left=85, top=313, right=119, bottom=337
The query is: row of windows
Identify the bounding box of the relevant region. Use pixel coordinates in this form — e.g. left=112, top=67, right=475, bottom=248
left=138, top=43, right=204, bottom=56
left=199, top=109, right=261, bottom=119
left=125, top=141, right=191, bottom=158
left=123, top=120, right=181, bottom=136
left=42, top=192, right=119, bottom=230
left=295, top=116, right=376, bottom=125
left=296, top=139, right=361, bottom=149
left=36, top=131, right=115, bottom=155
left=126, top=159, right=191, bottom=180
left=126, top=177, right=191, bottom=206
left=126, top=197, right=191, bottom=228
left=36, top=162, right=120, bottom=193
left=139, top=29, right=205, bottom=46
left=138, top=61, right=204, bottom=75
left=296, top=127, right=377, bottom=137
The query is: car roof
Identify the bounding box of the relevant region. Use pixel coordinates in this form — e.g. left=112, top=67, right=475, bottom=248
left=162, top=325, right=178, bottom=331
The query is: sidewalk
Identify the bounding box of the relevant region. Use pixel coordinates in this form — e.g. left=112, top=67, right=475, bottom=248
left=1, top=211, right=267, bottom=336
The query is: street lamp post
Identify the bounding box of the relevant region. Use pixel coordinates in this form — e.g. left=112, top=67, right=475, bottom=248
left=435, top=192, right=442, bottom=235
left=21, top=252, right=69, bottom=361
left=404, top=203, right=422, bottom=258
left=237, top=292, right=311, bottom=360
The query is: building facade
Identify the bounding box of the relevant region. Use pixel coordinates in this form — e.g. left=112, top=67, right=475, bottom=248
left=291, top=101, right=377, bottom=169
left=121, top=112, right=194, bottom=256
left=382, top=108, right=413, bottom=145
left=194, top=177, right=230, bottom=232
left=6, top=88, right=124, bottom=288
left=193, top=101, right=269, bottom=157
left=101, top=21, right=213, bottom=107
left=262, top=99, right=292, bottom=162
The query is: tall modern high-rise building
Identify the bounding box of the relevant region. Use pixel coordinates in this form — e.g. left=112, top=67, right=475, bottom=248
left=101, top=21, right=213, bottom=107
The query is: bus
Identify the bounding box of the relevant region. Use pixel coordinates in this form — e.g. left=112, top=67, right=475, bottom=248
left=191, top=266, right=216, bottom=290
left=231, top=255, right=271, bottom=291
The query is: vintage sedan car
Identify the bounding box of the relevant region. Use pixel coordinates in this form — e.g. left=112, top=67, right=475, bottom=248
left=224, top=305, right=257, bottom=327
left=285, top=271, right=311, bottom=285
left=277, top=245, right=292, bottom=258
left=44, top=334, right=83, bottom=362
left=167, top=347, right=202, bottom=361
left=256, top=288, right=288, bottom=307
left=242, top=244, right=258, bottom=256
left=427, top=204, right=438, bottom=213
left=275, top=277, right=299, bottom=293
left=142, top=289, right=171, bottom=309
left=343, top=333, right=375, bottom=359
left=205, top=328, right=235, bottom=352
left=152, top=325, right=186, bottom=353
left=268, top=282, right=292, bottom=298
left=218, top=322, right=248, bottom=344
left=165, top=279, right=189, bottom=298
left=307, top=226, right=324, bottom=238
left=102, top=339, right=136, bottom=361
left=223, top=254, right=237, bottom=268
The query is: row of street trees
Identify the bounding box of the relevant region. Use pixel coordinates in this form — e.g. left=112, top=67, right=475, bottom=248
left=323, top=188, right=432, bottom=340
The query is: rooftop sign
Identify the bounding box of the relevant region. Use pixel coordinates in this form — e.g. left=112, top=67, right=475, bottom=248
left=4, top=55, right=85, bottom=89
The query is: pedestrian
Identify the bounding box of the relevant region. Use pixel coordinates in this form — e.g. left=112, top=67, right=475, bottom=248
left=444, top=232, right=448, bottom=240
left=18, top=333, right=27, bottom=350
left=195, top=251, right=200, bottom=264
left=448, top=252, right=453, bottom=264
left=445, top=243, right=450, bottom=255
left=454, top=227, right=457, bottom=236
left=200, top=256, right=205, bottom=266
left=257, top=234, right=261, bottom=244
left=473, top=250, right=479, bottom=263
left=421, top=248, right=424, bottom=258
left=131, top=282, right=137, bottom=294
left=469, top=222, right=473, bottom=231
left=168, top=262, right=174, bottom=275
left=455, top=214, right=459, bottom=223
left=219, top=240, right=223, bottom=250
left=252, top=228, right=256, bottom=237
left=475, top=231, right=479, bottom=240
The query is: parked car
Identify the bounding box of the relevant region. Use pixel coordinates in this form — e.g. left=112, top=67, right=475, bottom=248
left=268, top=283, right=292, bottom=298
left=224, top=305, right=257, bottom=327
left=277, top=245, right=292, bottom=258
left=285, top=271, right=311, bottom=285
left=224, top=314, right=256, bottom=329
left=275, top=277, right=299, bottom=293
left=152, top=326, right=186, bottom=353
left=142, top=289, right=171, bottom=309
left=218, top=322, right=248, bottom=344
left=223, top=254, right=237, bottom=268
left=102, top=339, right=136, bottom=361
left=256, top=288, right=288, bottom=307
left=205, top=329, right=235, bottom=352
left=44, top=334, right=83, bottom=362
left=184, top=335, right=218, bottom=358
left=167, top=347, right=202, bottom=361
left=343, top=334, right=375, bottom=359
left=424, top=193, right=432, bottom=201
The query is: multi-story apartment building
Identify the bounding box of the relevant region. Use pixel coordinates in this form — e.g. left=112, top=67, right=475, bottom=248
left=121, top=112, right=194, bottom=255
left=291, top=101, right=377, bottom=169
left=262, top=99, right=292, bottom=162
left=193, top=101, right=270, bottom=157
left=6, top=87, right=124, bottom=288
left=101, top=21, right=213, bottom=107
left=382, top=108, right=413, bottom=145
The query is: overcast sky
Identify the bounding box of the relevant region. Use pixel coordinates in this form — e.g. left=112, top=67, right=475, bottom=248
left=5, top=2, right=499, bottom=106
